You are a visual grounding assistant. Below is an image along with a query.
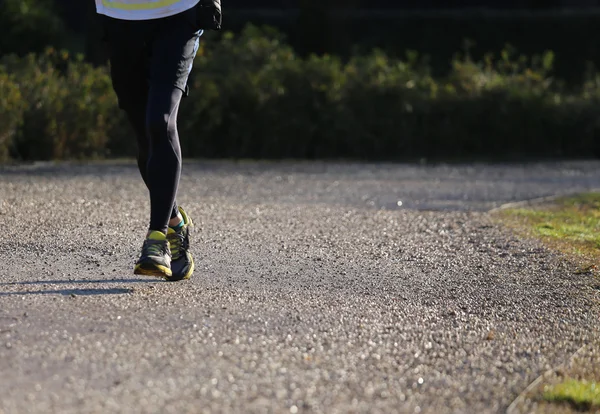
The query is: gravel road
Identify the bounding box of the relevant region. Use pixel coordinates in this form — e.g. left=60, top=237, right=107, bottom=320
left=0, top=160, right=599, bottom=414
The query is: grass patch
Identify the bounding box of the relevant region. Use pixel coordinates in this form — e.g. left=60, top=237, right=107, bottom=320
left=543, top=379, right=600, bottom=411
left=498, top=192, right=600, bottom=267
left=498, top=193, right=600, bottom=413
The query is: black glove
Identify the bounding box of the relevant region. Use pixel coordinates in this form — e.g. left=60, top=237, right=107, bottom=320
left=196, top=0, right=222, bottom=30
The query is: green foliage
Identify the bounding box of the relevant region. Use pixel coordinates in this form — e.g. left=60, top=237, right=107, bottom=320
left=498, top=193, right=600, bottom=262
left=223, top=9, right=600, bottom=85
left=0, top=49, right=124, bottom=160
left=543, top=379, right=600, bottom=410
left=181, top=27, right=599, bottom=160
left=0, top=74, right=24, bottom=161
left=0, top=0, right=66, bottom=56
left=1, top=25, right=600, bottom=162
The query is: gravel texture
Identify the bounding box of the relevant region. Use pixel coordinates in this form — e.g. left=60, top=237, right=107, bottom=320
left=0, top=160, right=599, bottom=414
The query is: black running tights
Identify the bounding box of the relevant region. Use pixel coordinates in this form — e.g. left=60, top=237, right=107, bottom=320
left=124, top=86, right=182, bottom=234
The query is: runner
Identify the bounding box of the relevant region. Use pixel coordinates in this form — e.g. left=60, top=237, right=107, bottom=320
left=96, top=0, right=221, bottom=281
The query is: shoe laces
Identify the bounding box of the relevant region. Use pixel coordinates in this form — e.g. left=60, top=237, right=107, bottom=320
left=167, top=231, right=186, bottom=260
left=143, top=238, right=168, bottom=257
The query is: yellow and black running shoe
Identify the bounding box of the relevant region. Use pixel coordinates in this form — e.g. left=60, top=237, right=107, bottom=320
left=134, top=231, right=172, bottom=278
left=166, top=206, right=194, bottom=281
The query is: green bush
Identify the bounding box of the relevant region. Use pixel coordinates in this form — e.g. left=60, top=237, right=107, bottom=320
left=0, top=25, right=599, bottom=162
left=0, top=49, right=125, bottom=160
left=180, top=26, right=598, bottom=160
left=0, top=74, right=24, bottom=161
left=224, top=9, right=600, bottom=85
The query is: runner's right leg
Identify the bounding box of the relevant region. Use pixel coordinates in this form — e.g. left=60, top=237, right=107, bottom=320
left=103, top=16, right=179, bottom=221
left=104, top=16, right=174, bottom=278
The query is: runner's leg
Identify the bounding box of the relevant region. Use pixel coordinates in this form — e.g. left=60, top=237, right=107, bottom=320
left=145, top=9, right=201, bottom=234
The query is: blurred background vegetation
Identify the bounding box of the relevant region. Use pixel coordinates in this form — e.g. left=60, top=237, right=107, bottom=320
left=1, top=0, right=600, bottom=162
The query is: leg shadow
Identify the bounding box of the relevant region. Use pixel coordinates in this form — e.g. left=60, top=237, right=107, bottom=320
left=0, top=278, right=160, bottom=287
left=0, top=288, right=134, bottom=297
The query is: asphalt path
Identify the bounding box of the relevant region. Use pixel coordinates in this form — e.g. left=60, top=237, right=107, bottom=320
left=1, top=160, right=599, bottom=414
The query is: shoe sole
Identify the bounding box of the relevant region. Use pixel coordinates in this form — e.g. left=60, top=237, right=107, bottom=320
left=134, top=263, right=172, bottom=278
left=166, top=257, right=194, bottom=282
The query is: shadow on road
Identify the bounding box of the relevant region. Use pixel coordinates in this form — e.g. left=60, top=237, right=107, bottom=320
left=0, top=288, right=133, bottom=297
left=0, top=287, right=134, bottom=296
left=0, top=278, right=158, bottom=286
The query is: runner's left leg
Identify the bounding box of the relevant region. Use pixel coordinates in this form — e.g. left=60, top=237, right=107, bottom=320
left=145, top=8, right=202, bottom=235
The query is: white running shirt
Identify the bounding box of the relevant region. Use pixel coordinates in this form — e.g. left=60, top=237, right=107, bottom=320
left=95, top=0, right=200, bottom=21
